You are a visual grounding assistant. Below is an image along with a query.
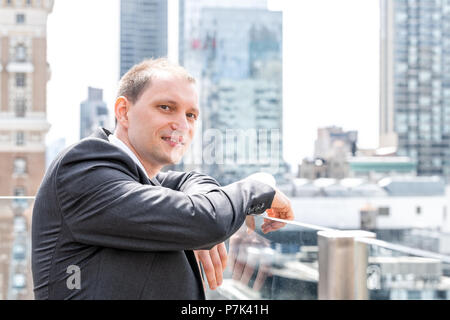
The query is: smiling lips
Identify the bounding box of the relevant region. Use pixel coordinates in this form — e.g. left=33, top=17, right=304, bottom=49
left=161, top=135, right=185, bottom=147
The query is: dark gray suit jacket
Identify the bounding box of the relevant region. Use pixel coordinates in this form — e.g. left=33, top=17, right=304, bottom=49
left=32, top=128, right=275, bottom=300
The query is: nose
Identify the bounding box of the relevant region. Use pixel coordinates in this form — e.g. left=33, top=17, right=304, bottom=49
left=170, top=112, right=190, bottom=133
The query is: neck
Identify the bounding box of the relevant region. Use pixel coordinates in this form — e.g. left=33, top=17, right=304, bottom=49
left=114, top=127, right=162, bottom=179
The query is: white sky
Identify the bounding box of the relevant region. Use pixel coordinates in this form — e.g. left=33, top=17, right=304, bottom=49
left=46, top=0, right=380, bottom=171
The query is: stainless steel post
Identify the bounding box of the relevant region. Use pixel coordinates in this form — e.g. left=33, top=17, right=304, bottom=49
left=318, top=230, right=375, bottom=300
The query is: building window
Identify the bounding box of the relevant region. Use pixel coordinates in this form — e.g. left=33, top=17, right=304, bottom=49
left=378, top=207, right=390, bottom=216
left=13, top=186, right=27, bottom=209
left=26, top=0, right=32, bottom=6
left=16, top=14, right=25, bottom=24
left=14, top=186, right=26, bottom=196
left=15, top=44, right=27, bottom=62
left=416, top=206, right=421, bottom=215
left=13, top=158, right=27, bottom=175
left=15, top=98, right=26, bottom=117
left=16, top=132, right=25, bottom=146
left=13, top=186, right=26, bottom=197
left=16, top=73, right=26, bottom=87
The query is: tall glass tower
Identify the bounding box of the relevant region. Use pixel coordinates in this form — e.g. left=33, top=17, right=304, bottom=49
left=80, top=87, right=111, bottom=139
left=120, top=0, right=168, bottom=78
left=179, top=0, right=288, bottom=184
left=380, top=0, right=450, bottom=180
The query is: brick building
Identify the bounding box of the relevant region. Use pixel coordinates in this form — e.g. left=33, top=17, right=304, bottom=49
left=0, top=0, right=53, bottom=300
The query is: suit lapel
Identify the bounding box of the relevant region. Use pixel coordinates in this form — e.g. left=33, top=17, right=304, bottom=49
left=92, top=128, right=161, bottom=187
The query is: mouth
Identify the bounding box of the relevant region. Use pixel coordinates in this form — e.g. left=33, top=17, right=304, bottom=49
left=161, top=136, right=185, bottom=147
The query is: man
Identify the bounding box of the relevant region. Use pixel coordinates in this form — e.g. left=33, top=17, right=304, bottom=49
left=32, top=58, right=294, bottom=299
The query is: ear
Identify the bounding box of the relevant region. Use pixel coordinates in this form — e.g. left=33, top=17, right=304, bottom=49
left=115, top=96, right=131, bottom=129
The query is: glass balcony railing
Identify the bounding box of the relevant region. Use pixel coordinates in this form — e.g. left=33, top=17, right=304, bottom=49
left=356, top=237, right=450, bottom=300
left=206, top=215, right=450, bottom=300
left=1, top=196, right=450, bottom=300
left=0, top=197, right=35, bottom=300
left=205, top=215, right=336, bottom=300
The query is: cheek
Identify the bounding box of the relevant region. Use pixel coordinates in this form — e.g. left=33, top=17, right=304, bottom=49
left=189, top=125, right=196, bottom=139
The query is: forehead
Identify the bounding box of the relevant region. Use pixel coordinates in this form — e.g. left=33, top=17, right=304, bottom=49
left=140, top=71, right=198, bottom=106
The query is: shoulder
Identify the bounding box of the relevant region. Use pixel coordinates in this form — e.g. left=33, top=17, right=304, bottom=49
left=52, top=133, right=142, bottom=182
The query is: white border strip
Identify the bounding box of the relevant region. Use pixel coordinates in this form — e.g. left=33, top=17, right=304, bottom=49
left=0, top=196, right=36, bottom=200
left=0, top=196, right=35, bottom=200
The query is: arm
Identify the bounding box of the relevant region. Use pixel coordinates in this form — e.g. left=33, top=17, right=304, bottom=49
left=183, top=172, right=294, bottom=290
left=56, top=159, right=275, bottom=252
left=156, top=170, right=222, bottom=194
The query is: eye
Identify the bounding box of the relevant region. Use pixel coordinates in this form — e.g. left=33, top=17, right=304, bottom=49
left=187, top=113, right=198, bottom=120
left=159, top=105, right=171, bottom=111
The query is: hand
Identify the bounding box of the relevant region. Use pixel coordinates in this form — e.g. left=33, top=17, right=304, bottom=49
left=228, top=225, right=272, bottom=292
left=261, top=188, right=294, bottom=234
left=194, top=242, right=227, bottom=290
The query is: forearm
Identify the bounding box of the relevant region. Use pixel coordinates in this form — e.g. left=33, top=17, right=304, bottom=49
left=157, top=170, right=221, bottom=194
left=59, top=165, right=274, bottom=251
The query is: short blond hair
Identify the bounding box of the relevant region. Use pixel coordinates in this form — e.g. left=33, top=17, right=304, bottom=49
left=117, top=58, right=196, bottom=104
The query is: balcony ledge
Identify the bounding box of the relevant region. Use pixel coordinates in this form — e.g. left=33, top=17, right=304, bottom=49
left=6, top=62, right=34, bottom=73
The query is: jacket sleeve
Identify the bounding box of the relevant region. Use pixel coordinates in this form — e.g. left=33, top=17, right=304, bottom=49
left=56, top=159, right=275, bottom=252
left=156, top=170, right=222, bottom=194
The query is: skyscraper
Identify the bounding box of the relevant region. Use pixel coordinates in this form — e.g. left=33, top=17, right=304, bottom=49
left=380, top=0, right=450, bottom=180
left=120, top=0, right=168, bottom=78
left=0, top=0, right=54, bottom=299
left=179, top=0, right=288, bottom=184
left=178, top=0, right=267, bottom=72
left=80, top=87, right=110, bottom=139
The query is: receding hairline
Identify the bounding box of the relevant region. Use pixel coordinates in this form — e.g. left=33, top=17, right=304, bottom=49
left=117, top=58, right=196, bottom=104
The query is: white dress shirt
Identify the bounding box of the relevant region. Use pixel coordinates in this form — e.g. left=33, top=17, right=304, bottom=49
left=108, top=133, right=149, bottom=178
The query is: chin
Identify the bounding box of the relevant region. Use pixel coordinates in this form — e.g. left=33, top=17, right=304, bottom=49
left=167, top=151, right=186, bottom=165
left=168, top=156, right=183, bottom=165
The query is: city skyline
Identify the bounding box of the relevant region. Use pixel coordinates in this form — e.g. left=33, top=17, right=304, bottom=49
left=45, top=0, right=380, bottom=172
left=380, top=0, right=450, bottom=180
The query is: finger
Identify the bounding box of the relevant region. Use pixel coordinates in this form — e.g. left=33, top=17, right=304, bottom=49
left=239, top=251, right=256, bottom=286
left=228, top=235, right=242, bottom=273
left=261, top=218, right=274, bottom=229
left=286, top=208, right=295, bottom=220
left=197, top=250, right=218, bottom=290
left=217, top=242, right=228, bottom=270
left=245, top=215, right=255, bottom=233
left=232, top=244, right=248, bottom=281
left=253, top=261, right=270, bottom=291
left=261, top=218, right=284, bottom=229
left=262, top=221, right=286, bottom=234
left=209, top=246, right=224, bottom=287
left=276, top=210, right=294, bottom=221
left=266, top=207, right=293, bottom=222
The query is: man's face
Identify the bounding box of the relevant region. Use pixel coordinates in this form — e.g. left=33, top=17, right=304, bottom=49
left=126, top=72, right=199, bottom=168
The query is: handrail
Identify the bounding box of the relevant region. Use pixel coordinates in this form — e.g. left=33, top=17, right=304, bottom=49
left=262, top=215, right=338, bottom=232
left=355, top=237, right=450, bottom=263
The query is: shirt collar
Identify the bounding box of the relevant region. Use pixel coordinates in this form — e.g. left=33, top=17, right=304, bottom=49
left=108, top=133, right=149, bottom=179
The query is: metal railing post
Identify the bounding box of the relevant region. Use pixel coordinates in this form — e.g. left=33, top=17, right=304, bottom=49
left=317, top=230, right=376, bottom=300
